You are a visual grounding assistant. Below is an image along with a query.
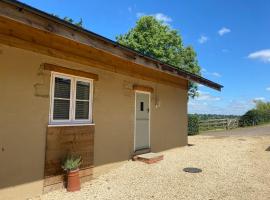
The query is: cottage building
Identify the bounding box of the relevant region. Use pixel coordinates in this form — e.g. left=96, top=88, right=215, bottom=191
left=0, top=0, right=222, bottom=199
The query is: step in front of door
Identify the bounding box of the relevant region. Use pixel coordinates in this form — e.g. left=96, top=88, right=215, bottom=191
left=133, top=148, right=151, bottom=156
left=133, top=152, right=164, bottom=164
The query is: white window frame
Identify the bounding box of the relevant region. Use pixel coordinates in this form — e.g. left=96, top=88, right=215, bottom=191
left=49, top=72, right=93, bottom=125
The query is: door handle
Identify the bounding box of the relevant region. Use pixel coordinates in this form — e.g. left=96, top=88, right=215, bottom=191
left=147, top=108, right=149, bottom=113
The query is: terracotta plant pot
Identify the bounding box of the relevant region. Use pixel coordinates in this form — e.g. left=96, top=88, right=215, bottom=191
left=67, top=169, right=80, bottom=192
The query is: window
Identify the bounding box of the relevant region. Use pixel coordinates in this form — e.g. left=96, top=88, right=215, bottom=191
left=50, top=72, right=93, bottom=124
left=75, top=81, right=90, bottom=120
left=140, top=102, right=144, bottom=111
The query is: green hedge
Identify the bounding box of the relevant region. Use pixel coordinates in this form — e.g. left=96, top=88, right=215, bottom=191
left=239, top=109, right=270, bottom=127
left=188, top=115, right=199, bottom=135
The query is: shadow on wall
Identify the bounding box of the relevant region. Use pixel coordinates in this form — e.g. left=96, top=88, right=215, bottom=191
left=0, top=125, right=95, bottom=199
left=0, top=123, right=187, bottom=200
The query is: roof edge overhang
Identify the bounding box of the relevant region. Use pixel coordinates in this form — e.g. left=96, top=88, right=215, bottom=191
left=0, top=0, right=223, bottom=91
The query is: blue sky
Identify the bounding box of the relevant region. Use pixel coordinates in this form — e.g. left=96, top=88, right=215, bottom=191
left=20, top=0, right=270, bottom=115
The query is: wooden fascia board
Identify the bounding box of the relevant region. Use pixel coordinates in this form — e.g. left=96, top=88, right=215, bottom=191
left=0, top=1, right=222, bottom=91
left=0, top=2, right=163, bottom=73
left=0, top=16, right=188, bottom=89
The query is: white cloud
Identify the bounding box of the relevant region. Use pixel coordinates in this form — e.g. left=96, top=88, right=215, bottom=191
left=136, top=12, right=172, bottom=24
left=153, top=13, right=172, bottom=23
left=196, top=91, right=221, bottom=101
left=136, top=12, right=144, bottom=18
left=189, top=96, right=269, bottom=115
left=248, top=49, right=270, bottom=63
left=266, top=87, right=270, bottom=91
left=226, top=100, right=254, bottom=115
left=188, top=100, right=225, bottom=115
left=197, top=84, right=204, bottom=88
left=253, top=97, right=266, bottom=102
left=188, top=98, right=254, bottom=115
left=128, top=6, right=132, bottom=13
left=211, top=72, right=221, bottom=77
left=202, top=68, right=222, bottom=78
left=198, top=35, right=208, bottom=44
left=218, top=27, right=231, bottom=36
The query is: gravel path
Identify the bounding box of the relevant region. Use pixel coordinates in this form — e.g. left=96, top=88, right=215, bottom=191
left=39, top=128, right=270, bottom=200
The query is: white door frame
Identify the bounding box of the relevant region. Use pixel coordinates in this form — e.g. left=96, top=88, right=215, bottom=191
left=134, top=90, right=151, bottom=152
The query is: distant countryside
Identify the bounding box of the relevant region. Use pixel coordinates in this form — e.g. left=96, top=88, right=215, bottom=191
left=188, top=100, right=270, bottom=135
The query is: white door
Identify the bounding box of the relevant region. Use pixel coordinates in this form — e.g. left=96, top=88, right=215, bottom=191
left=135, top=92, right=150, bottom=151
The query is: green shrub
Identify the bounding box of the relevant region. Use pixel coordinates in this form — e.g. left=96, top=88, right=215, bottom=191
left=188, top=115, right=199, bottom=135
left=239, top=109, right=270, bottom=127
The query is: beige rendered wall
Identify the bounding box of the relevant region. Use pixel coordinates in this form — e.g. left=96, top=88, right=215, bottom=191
left=0, top=44, right=187, bottom=200
left=0, top=44, right=50, bottom=200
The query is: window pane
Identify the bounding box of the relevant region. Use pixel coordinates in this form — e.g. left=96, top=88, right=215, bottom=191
left=53, top=99, right=70, bottom=120
left=140, top=102, right=144, bottom=111
left=76, top=81, right=90, bottom=100
left=75, top=101, right=89, bottom=119
left=54, top=77, right=71, bottom=99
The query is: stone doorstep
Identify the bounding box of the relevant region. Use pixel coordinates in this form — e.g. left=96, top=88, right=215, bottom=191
left=133, top=148, right=151, bottom=156
left=133, top=152, right=164, bottom=164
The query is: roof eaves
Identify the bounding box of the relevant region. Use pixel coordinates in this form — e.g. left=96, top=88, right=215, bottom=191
left=2, top=0, right=223, bottom=91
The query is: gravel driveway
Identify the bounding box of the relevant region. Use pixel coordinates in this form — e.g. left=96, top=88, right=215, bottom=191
left=203, top=123, right=270, bottom=137
left=40, top=125, right=270, bottom=200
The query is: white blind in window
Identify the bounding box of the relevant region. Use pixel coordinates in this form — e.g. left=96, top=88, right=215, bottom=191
left=75, top=81, right=90, bottom=120
left=53, top=77, right=71, bottom=120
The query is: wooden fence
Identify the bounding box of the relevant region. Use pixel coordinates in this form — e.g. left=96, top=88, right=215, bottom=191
left=199, top=118, right=239, bottom=132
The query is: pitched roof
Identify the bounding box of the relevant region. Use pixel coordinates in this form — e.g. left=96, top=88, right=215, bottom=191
left=1, top=0, right=223, bottom=91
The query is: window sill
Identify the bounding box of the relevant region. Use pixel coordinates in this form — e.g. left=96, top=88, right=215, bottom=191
left=48, top=123, right=95, bottom=127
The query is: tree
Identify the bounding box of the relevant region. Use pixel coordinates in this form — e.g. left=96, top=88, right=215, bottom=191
left=63, top=17, right=83, bottom=27
left=51, top=14, right=83, bottom=27
left=239, top=100, right=270, bottom=127
left=116, top=16, right=201, bottom=98
left=254, top=100, right=270, bottom=111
